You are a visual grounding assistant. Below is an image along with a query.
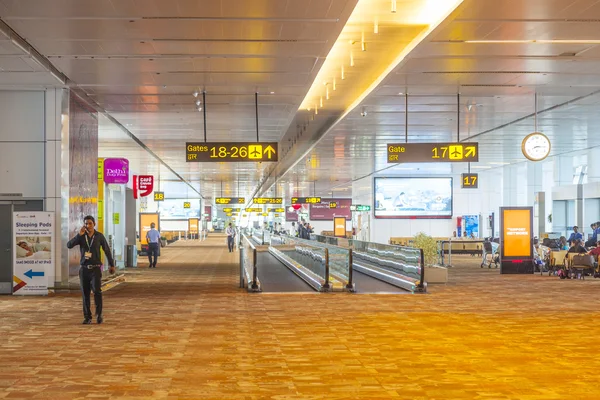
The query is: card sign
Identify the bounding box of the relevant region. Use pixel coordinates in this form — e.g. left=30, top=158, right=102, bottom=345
left=216, top=197, right=245, bottom=205
left=350, top=205, right=371, bottom=212
left=154, top=192, right=165, bottom=201
left=133, top=175, right=154, bottom=199
left=387, top=142, right=478, bottom=163
left=186, top=142, right=278, bottom=162
left=461, top=173, right=479, bottom=189
left=245, top=208, right=262, bottom=213
left=329, top=202, right=338, bottom=209
left=183, top=202, right=191, bottom=209
left=292, top=197, right=321, bottom=204
left=268, top=208, right=285, bottom=213
left=253, top=197, right=283, bottom=205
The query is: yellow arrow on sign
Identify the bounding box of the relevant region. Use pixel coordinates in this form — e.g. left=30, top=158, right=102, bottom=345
left=264, top=145, right=276, bottom=159
left=465, top=146, right=477, bottom=158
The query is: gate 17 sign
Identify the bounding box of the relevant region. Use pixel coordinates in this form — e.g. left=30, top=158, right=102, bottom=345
left=387, top=142, right=479, bottom=163
left=186, top=142, right=278, bottom=162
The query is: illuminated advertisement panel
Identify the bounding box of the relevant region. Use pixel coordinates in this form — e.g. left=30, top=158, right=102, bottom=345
left=334, top=217, right=347, bottom=238
left=140, top=213, right=160, bottom=246
left=500, top=207, right=534, bottom=274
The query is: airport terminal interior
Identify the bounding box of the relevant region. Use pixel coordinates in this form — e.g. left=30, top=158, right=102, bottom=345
left=2, top=0, right=600, bottom=398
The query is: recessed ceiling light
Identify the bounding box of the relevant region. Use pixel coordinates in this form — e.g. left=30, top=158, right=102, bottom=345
left=399, top=92, right=403, bottom=95
left=270, top=91, right=275, bottom=94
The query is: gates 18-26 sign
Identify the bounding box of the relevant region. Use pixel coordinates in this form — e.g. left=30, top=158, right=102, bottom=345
left=387, top=143, right=478, bottom=163
left=186, top=142, right=278, bottom=162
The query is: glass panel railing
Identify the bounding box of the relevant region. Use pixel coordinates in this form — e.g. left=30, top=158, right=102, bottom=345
left=240, top=234, right=259, bottom=291
left=349, top=240, right=424, bottom=288
left=281, top=243, right=328, bottom=281
left=281, top=235, right=352, bottom=288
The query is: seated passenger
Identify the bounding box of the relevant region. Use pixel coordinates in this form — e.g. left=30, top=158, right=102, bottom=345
left=585, top=222, right=598, bottom=248
left=567, top=226, right=583, bottom=246
left=567, top=239, right=587, bottom=254
left=559, top=236, right=569, bottom=251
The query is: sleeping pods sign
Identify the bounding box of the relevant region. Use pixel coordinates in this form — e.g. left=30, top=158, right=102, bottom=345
left=13, top=212, right=54, bottom=295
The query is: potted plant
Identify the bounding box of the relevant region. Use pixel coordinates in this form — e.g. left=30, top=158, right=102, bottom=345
left=410, top=232, right=448, bottom=284
left=160, top=236, right=167, bottom=247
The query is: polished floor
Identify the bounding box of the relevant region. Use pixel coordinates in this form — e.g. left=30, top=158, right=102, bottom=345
left=1, top=236, right=600, bottom=399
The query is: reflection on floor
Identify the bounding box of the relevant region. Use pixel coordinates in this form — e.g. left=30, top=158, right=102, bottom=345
left=1, top=238, right=600, bottom=399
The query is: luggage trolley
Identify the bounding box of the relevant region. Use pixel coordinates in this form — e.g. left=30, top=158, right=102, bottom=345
left=481, top=239, right=499, bottom=268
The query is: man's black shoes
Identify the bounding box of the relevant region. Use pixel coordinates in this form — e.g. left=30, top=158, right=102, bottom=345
left=82, top=318, right=92, bottom=325
left=97, top=316, right=104, bottom=324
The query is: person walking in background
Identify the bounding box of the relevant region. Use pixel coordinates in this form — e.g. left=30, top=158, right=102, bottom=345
left=67, top=215, right=115, bottom=325
left=146, top=222, right=161, bottom=268
left=226, top=223, right=235, bottom=252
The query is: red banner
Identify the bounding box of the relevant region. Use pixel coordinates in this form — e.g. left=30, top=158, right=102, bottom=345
left=133, top=175, right=154, bottom=199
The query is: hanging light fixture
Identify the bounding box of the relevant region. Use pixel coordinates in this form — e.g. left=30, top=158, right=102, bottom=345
left=341, top=65, right=345, bottom=80
left=333, top=78, right=337, bottom=91
left=350, top=50, right=355, bottom=67
left=391, top=0, right=397, bottom=13
left=326, top=85, right=330, bottom=100
left=361, top=32, right=366, bottom=51
left=374, top=17, right=379, bottom=34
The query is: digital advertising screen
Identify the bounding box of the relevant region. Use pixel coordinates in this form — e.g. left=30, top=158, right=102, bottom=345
left=500, top=207, right=534, bottom=274
left=334, top=217, right=347, bottom=238
left=140, top=213, right=160, bottom=245
left=158, top=199, right=200, bottom=220
left=374, top=177, right=453, bottom=219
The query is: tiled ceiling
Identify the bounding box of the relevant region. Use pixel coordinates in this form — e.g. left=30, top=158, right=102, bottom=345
left=2, top=0, right=600, bottom=202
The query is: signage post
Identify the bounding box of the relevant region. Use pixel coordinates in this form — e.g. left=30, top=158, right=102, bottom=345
left=500, top=207, right=534, bottom=274
left=13, top=212, right=54, bottom=295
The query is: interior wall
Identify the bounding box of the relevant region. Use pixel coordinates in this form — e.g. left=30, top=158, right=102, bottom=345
left=0, top=91, right=45, bottom=197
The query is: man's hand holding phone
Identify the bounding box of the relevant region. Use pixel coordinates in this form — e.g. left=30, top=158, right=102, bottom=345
left=79, top=226, right=86, bottom=236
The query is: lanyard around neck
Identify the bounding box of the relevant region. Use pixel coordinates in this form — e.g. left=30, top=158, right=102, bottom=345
left=85, top=233, right=95, bottom=250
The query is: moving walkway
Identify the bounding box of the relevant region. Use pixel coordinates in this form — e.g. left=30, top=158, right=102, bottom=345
left=240, top=232, right=426, bottom=294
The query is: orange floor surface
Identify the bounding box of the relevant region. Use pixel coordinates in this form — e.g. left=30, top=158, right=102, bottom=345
left=1, top=236, right=600, bottom=399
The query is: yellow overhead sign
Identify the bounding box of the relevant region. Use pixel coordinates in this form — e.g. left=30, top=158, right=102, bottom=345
left=387, top=143, right=479, bottom=163
left=216, top=197, right=245, bottom=204
left=186, top=142, right=278, bottom=162
left=253, top=198, right=283, bottom=204
left=292, top=197, right=321, bottom=204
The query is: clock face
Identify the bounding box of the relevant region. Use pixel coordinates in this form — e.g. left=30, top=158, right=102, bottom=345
left=522, top=132, right=551, bottom=161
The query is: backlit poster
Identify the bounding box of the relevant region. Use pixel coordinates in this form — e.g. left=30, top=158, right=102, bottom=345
left=334, top=217, right=347, bottom=238
left=188, top=218, right=199, bottom=234
left=140, top=213, right=160, bottom=246
left=500, top=207, right=533, bottom=274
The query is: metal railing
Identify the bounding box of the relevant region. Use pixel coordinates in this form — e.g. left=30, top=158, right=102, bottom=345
left=269, top=243, right=332, bottom=291
left=349, top=240, right=426, bottom=293
left=279, top=235, right=353, bottom=291
left=240, top=234, right=260, bottom=291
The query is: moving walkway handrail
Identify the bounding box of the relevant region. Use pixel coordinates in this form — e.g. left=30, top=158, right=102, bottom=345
left=241, top=234, right=259, bottom=291
left=349, top=239, right=425, bottom=291
left=280, top=234, right=352, bottom=290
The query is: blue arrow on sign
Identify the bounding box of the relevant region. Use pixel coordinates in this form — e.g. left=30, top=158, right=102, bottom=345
left=24, top=269, right=45, bottom=279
